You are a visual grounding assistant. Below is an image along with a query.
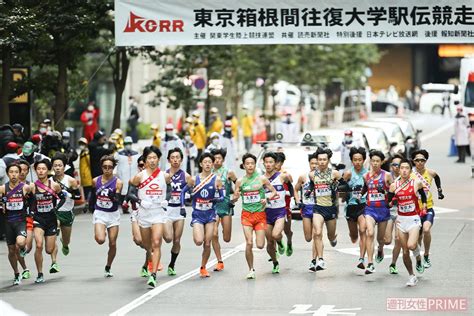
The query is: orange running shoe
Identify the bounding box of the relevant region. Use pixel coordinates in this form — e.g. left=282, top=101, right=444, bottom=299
left=214, top=261, right=224, bottom=272
left=200, top=267, right=210, bottom=278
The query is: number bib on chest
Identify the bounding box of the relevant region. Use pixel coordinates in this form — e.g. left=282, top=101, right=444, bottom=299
left=315, top=184, right=331, bottom=197
left=97, top=196, right=113, bottom=209
left=243, top=191, right=260, bottom=204
left=195, top=198, right=212, bottom=211
left=369, top=191, right=385, bottom=201
left=37, top=199, right=54, bottom=213
left=169, top=192, right=181, bottom=204
left=6, top=197, right=23, bottom=211
left=399, top=201, right=416, bottom=214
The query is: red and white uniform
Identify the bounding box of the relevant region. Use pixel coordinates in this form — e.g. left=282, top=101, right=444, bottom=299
left=137, top=169, right=168, bottom=228
left=394, top=179, right=421, bottom=233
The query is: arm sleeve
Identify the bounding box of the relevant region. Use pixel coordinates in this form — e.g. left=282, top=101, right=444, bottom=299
left=54, top=191, right=66, bottom=210
left=387, top=192, right=395, bottom=203
left=125, top=184, right=140, bottom=204
left=71, top=188, right=81, bottom=200
left=433, top=174, right=442, bottom=190
left=417, top=188, right=427, bottom=204
left=286, top=181, right=294, bottom=197
left=213, top=188, right=225, bottom=203
left=89, top=189, right=97, bottom=208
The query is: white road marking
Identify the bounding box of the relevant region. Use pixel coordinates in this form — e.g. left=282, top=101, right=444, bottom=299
left=420, top=122, right=452, bottom=142
left=336, top=245, right=427, bottom=259
left=435, top=207, right=460, bottom=214
left=290, top=304, right=361, bottom=315
left=109, top=242, right=246, bottom=316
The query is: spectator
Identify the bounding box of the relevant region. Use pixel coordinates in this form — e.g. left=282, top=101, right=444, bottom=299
left=113, top=128, right=124, bottom=150
left=442, top=91, right=452, bottom=117
left=454, top=106, right=470, bottom=163
left=220, top=120, right=237, bottom=170
left=115, top=136, right=139, bottom=212
left=182, top=130, right=198, bottom=175
left=191, top=111, right=207, bottom=163
left=60, top=131, right=79, bottom=177
left=88, top=131, right=113, bottom=178
left=150, top=124, right=161, bottom=147
left=2, top=142, right=20, bottom=166
left=78, top=137, right=93, bottom=213
left=127, top=97, right=140, bottom=143
left=160, top=123, right=184, bottom=170
left=241, top=105, right=254, bottom=152
left=276, top=108, right=299, bottom=142
left=18, top=141, right=50, bottom=182
left=208, top=107, right=223, bottom=136
left=11, top=123, right=26, bottom=146
left=80, top=101, right=100, bottom=142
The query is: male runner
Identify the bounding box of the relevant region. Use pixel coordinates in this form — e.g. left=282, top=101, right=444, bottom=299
left=90, top=155, right=123, bottom=278
left=411, top=149, right=444, bottom=269
left=0, top=163, right=31, bottom=285
left=165, top=148, right=193, bottom=276
left=388, top=158, right=427, bottom=286
left=51, top=152, right=81, bottom=256
left=363, top=150, right=393, bottom=274
left=210, top=148, right=237, bottom=272
left=232, top=153, right=277, bottom=279
left=294, top=152, right=318, bottom=271
left=386, top=154, right=403, bottom=274
left=305, top=148, right=341, bottom=271
left=16, top=160, right=33, bottom=279
left=342, top=147, right=368, bottom=270
left=180, top=152, right=224, bottom=278
left=263, top=152, right=292, bottom=274
left=31, top=159, right=66, bottom=283
left=274, top=152, right=294, bottom=256
left=127, top=146, right=171, bottom=288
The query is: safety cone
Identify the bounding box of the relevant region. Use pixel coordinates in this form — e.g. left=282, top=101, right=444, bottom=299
left=448, top=136, right=458, bottom=157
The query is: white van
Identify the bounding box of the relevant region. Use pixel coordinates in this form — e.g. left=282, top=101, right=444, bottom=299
left=419, top=83, right=460, bottom=114
left=459, top=57, right=474, bottom=125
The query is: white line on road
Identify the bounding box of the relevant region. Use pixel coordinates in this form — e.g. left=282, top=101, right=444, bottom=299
left=435, top=207, right=460, bottom=214
left=420, top=122, right=453, bottom=142
left=109, top=242, right=246, bottom=316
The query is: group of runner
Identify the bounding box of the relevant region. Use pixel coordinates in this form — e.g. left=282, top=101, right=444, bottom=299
left=1, top=143, right=443, bottom=288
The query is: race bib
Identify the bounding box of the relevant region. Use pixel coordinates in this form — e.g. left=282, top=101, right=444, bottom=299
left=169, top=192, right=181, bottom=204
left=37, top=200, right=54, bottom=213
left=195, top=198, right=212, bottom=211
left=6, top=197, right=23, bottom=211
left=266, top=192, right=285, bottom=208
left=369, top=192, right=385, bottom=201
left=399, top=202, right=415, bottom=214
left=97, top=197, right=113, bottom=209
left=243, top=191, right=260, bottom=204
left=315, top=184, right=331, bottom=197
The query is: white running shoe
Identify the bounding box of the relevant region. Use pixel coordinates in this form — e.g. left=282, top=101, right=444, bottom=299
left=316, top=259, right=327, bottom=270
left=246, top=269, right=256, bottom=280
left=406, top=275, right=418, bottom=287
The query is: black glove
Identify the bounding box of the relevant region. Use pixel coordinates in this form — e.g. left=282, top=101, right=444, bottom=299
left=1, top=196, right=7, bottom=204
left=438, top=189, right=445, bottom=200
left=377, top=186, right=385, bottom=194
left=180, top=207, right=187, bottom=217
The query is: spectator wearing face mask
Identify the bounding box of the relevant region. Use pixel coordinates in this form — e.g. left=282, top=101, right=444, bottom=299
left=336, top=130, right=360, bottom=171
left=220, top=120, right=236, bottom=170
left=18, top=141, right=50, bottom=182
left=80, top=102, right=100, bottom=142
left=115, top=137, right=139, bottom=212
left=78, top=137, right=93, bottom=211
left=160, top=123, right=184, bottom=171
left=182, top=131, right=198, bottom=175
left=206, top=132, right=222, bottom=152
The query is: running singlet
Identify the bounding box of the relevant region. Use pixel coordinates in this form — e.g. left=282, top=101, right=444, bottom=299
left=301, top=175, right=315, bottom=206
left=365, top=170, right=388, bottom=208
left=94, top=176, right=119, bottom=212
left=192, top=174, right=217, bottom=212
left=57, top=175, right=74, bottom=212
left=137, top=169, right=167, bottom=210
left=348, top=167, right=367, bottom=205
left=34, top=181, right=56, bottom=214
left=3, top=182, right=26, bottom=222
left=411, top=169, right=434, bottom=209
left=394, top=179, right=420, bottom=217
left=214, top=166, right=232, bottom=210
left=265, top=172, right=286, bottom=212
left=167, top=169, right=186, bottom=207
left=241, top=172, right=266, bottom=213
left=313, top=168, right=334, bottom=207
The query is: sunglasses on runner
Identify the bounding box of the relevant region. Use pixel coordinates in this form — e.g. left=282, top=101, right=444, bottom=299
left=138, top=163, right=145, bottom=168
left=391, top=163, right=400, bottom=167
left=413, top=159, right=426, bottom=162
left=102, top=165, right=114, bottom=170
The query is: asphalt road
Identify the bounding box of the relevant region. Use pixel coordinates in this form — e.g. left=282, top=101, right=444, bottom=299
left=0, top=113, right=472, bottom=316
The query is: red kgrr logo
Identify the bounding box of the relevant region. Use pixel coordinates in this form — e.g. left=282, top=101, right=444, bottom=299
left=123, top=11, right=184, bottom=33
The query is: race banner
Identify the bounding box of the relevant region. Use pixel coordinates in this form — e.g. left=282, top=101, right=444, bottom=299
left=115, top=0, right=474, bottom=46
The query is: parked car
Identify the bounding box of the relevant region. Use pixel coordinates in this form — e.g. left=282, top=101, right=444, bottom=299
left=356, top=121, right=406, bottom=156
left=372, top=117, right=422, bottom=158
left=340, top=89, right=401, bottom=115
left=350, top=126, right=393, bottom=170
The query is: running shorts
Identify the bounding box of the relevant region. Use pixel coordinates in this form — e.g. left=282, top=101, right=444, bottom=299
left=167, top=206, right=185, bottom=222
left=56, top=210, right=75, bottom=227
left=421, top=208, right=435, bottom=225
left=241, top=211, right=267, bottom=231
left=33, top=213, right=58, bottom=236
left=93, top=210, right=120, bottom=229
left=191, top=210, right=217, bottom=226
left=137, top=208, right=168, bottom=228
left=265, top=208, right=286, bottom=225
left=5, top=221, right=27, bottom=246
left=345, top=204, right=365, bottom=222
left=396, top=215, right=421, bottom=233
left=314, top=205, right=338, bottom=222
left=364, top=206, right=390, bottom=223
left=302, top=204, right=314, bottom=219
